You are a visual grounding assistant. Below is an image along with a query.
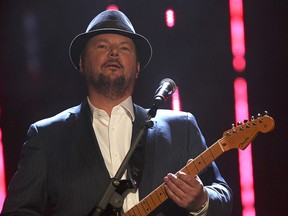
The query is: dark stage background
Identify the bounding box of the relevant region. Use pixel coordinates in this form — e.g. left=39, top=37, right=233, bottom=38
left=0, top=1, right=287, bottom=215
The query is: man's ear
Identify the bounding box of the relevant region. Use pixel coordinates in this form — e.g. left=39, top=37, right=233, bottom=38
left=136, top=62, right=140, bottom=78
left=79, top=57, right=84, bottom=74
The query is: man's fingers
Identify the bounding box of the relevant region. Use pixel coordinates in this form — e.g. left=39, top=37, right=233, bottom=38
left=164, top=173, right=186, bottom=197
left=164, top=174, right=190, bottom=207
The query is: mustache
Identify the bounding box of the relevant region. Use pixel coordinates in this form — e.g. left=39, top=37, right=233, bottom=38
left=102, top=59, right=123, bottom=68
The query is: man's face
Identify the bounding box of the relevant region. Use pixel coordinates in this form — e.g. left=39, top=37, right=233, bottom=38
left=80, top=33, right=140, bottom=100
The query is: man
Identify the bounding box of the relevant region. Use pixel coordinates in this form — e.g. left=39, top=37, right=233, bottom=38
left=1, top=10, right=232, bottom=215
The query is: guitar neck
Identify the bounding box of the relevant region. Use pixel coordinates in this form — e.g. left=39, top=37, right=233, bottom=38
left=124, top=140, right=225, bottom=216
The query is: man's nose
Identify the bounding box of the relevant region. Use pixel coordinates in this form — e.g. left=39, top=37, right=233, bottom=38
left=109, top=47, right=119, bottom=59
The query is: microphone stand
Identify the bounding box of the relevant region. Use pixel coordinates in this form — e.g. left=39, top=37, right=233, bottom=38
left=89, top=103, right=159, bottom=216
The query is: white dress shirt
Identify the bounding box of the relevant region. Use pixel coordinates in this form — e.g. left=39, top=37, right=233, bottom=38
left=88, top=96, right=139, bottom=212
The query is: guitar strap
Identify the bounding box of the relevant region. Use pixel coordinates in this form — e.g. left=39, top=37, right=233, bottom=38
left=127, top=129, right=147, bottom=189
left=127, top=105, right=149, bottom=189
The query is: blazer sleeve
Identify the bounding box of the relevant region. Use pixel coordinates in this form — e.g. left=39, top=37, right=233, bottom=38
left=140, top=109, right=233, bottom=216
left=1, top=124, right=47, bottom=215
left=186, top=112, right=233, bottom=216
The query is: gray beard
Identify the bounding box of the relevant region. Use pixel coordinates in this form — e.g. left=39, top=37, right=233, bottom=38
left=89, top=73, right=132, bottom=101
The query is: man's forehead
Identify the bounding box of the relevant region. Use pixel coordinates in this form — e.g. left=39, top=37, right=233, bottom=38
left=90, top=33, right=135, bottom=45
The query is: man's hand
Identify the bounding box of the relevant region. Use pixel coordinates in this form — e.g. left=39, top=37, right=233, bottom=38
left=163, top=166, right=208, bottom=212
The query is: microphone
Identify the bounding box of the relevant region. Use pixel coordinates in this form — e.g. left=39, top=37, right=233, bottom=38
left=153, top=78, right=176, bottom=106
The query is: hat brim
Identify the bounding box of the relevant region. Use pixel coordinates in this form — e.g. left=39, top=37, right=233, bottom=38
left=69, top=29, right=152, bottom=71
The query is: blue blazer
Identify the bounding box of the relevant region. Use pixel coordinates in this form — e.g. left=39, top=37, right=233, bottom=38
left=1, top=99, right=232, bottom=216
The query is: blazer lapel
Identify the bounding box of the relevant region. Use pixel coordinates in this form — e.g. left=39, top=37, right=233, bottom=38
left=129, top=105, right=150, bottom=192
left=69, top=100, right=111, bottom=182
left=135, top=106, right=157, bottom=199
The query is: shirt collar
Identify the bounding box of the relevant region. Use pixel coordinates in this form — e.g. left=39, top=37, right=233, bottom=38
left=87, top=96, right=135, bottom=122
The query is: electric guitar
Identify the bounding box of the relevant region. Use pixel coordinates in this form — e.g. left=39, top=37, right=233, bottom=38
left=98, top=112, right=275, bottom=216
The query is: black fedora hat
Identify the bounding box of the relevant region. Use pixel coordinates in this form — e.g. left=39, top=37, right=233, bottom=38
left=69, top=10, right=152, bottom=71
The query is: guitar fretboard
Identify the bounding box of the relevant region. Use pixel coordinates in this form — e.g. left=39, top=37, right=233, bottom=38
left=123, top=140, right=225, bottom=216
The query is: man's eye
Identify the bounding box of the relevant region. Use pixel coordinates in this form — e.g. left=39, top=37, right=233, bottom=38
left=96, top=44, right=107, bottom=49
left=121, top=47, right=130, bottom=51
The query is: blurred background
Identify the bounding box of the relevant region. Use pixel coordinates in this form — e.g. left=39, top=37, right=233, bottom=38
left=0, top=0, right=287, bottom=215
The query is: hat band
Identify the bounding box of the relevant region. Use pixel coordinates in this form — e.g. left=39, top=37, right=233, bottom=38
left=88, top=20, right=135, bottom=33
